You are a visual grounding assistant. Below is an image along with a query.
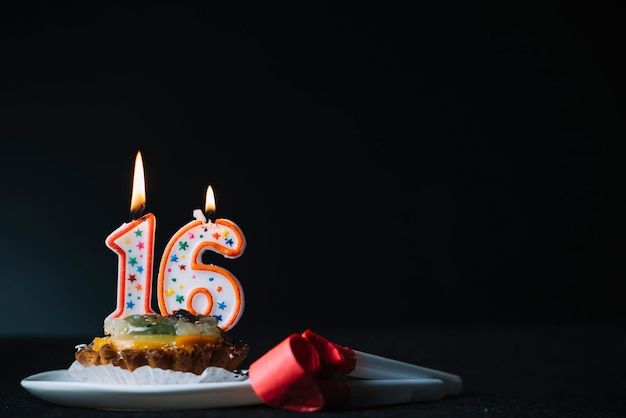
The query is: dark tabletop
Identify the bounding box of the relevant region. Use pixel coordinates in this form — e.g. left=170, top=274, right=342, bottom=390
left=2, top=322, right=625, bottom=418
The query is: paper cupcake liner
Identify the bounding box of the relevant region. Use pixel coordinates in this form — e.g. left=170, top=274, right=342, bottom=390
left=67, top=361, right=249, bottom=385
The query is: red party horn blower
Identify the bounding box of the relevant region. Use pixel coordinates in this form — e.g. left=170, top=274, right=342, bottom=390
left=249, top=334, right=349, bottom=411
left=302, top=329, right=463, bottom=395
left=248, top=330, right=462, bottom=412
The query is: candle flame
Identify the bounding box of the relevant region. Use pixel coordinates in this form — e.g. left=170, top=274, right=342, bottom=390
left=205, top=185, right=216, bottom=218
left=130, top=151, right=146, bottom=219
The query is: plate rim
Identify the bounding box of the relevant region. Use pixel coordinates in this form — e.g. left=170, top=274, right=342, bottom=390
left=20, top=368, right=263, bottom=410
left=21, top=369, right=253, bottom=391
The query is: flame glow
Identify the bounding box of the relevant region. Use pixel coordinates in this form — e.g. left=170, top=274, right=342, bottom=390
left=130, top=151, right=146, bottom=218
left=205, top=185, right=216, bottom=215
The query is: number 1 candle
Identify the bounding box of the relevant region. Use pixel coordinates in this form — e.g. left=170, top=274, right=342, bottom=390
left=157, top=185, right=246, bottom=330
left=105, top=151, right=157, bottom=321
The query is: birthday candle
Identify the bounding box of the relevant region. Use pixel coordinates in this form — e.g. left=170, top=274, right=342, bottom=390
left=157, top=186, right=246, bottom=330
left=105, top=151, right=157, bottom=321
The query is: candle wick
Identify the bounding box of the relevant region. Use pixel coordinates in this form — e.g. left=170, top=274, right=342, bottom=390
left=130, top=205, right=145, bottom=221
left=205, top=210, right=215, bottom=224
left=193, top=209, right=207, bottom=223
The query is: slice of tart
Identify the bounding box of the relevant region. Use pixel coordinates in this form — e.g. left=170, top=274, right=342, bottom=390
left=75, top=310, right=249, bottom=375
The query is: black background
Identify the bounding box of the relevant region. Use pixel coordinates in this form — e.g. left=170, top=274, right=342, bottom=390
left=0, top=1, right=623, bottom=339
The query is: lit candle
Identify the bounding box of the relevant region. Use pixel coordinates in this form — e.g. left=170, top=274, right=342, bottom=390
left=105, top=151, right=157, bottom=321
left=157, top=185, right=246, bottom=330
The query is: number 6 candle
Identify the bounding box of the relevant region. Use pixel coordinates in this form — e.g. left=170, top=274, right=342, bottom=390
left=157, top=185, right=246, bottom=330
left=105, top=151, right=157, bottom=321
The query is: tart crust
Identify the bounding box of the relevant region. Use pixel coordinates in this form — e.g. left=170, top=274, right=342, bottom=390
left=75, top=332, right=249, bottom=375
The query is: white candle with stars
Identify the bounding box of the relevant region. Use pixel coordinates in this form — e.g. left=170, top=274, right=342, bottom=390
left=157, top=186, right=246, bottom=331
left=105, top=151, right=157, bottom=321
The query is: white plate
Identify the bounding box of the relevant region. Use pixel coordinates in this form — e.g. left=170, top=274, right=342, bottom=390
left=21, top=369, right=263, bottom=411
